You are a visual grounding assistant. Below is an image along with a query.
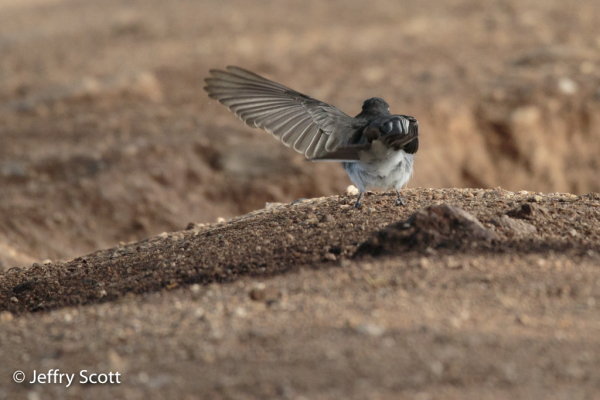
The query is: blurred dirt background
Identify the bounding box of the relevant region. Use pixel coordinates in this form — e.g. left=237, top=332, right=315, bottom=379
left=1, top=0, right=600, bottom=398
left=1, top=0, right=599, bottom=267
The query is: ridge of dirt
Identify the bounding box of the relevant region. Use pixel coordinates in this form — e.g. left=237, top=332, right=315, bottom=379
left=1, top=188, right=599, bottom=315
left=355, top=204, right=498, bottom=256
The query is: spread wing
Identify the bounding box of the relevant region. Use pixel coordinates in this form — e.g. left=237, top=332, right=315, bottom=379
left=204, top=66, right=355, bottom=159
left=312, top=115, right=419, bottom=161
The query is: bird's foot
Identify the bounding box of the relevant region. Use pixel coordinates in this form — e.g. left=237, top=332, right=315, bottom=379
left=354, top=192, right=364, bottom=209
left=395, top=197, right=407, bottom=206
left=395, top=190, right=407, bottom=206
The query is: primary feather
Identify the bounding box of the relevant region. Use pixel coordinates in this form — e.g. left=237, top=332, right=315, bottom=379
left=204, top=66, right=355, bottom=159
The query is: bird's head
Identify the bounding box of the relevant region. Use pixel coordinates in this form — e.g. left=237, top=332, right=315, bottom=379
left=361, top=97, right=390, bottom=115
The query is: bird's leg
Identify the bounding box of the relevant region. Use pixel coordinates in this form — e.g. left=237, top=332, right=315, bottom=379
left=395, top=189, right=407, bottom=206
left=354, top=191, right=363, bottom=209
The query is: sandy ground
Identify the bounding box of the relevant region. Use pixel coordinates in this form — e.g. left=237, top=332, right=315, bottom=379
left=2, top=189, right=600, bottom=399
left=1, top=0, right=600, bottom=398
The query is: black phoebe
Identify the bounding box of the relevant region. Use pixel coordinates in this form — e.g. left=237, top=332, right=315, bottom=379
left=204, top=66, right=419, bottom=208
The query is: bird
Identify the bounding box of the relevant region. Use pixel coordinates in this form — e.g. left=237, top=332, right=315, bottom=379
left=203, top=66, right=419, bottom=208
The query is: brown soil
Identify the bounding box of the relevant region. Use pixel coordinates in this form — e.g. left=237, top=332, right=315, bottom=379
left=1, top=0, right=600, bottom=398
left=2, top=189, right=600, bottom=399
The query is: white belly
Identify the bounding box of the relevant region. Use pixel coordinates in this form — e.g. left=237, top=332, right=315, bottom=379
left=343, top=140, right=414, bottom=192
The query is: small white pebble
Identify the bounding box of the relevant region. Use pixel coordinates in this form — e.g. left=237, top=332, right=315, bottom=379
left=345, top=185, right=360, bottom=196
left=558, top=77, right=578, bottom=94
left=537, top=259, right=546, bottom=267
left=190, top=284, right=201, bottom=294
left=234, top=307, right=247, bottom=317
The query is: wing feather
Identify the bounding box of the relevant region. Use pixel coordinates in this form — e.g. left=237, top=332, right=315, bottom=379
left=281, top=117, right=313, bottom=145
left=204, top=66, right=355, bottom=159
left=293, top=124, right=320, bottom=153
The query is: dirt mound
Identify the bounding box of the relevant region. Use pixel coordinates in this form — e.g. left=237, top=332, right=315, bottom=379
left=1, top=189, right=600, bottom=399
left=356, top=205, right=497, bottom=256
left=2, top=188, right=599, bottom=315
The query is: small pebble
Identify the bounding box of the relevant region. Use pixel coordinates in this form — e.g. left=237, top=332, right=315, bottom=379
left=249, top=287, right=267, bottom=301
left=195, top=307, right=205, bottom=319
left=345, top=185, right=359, bottom=196
left=321, top=214, right=336, bottom=223
left=186, top=222, right=205, bottom=230
left=324, top=253, right=337, bottom=262
left=248, top=284, right=280, bottom=303
left=558, top=77, right=578, bottom=94
left=190, top=284, right=201, bottom=294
